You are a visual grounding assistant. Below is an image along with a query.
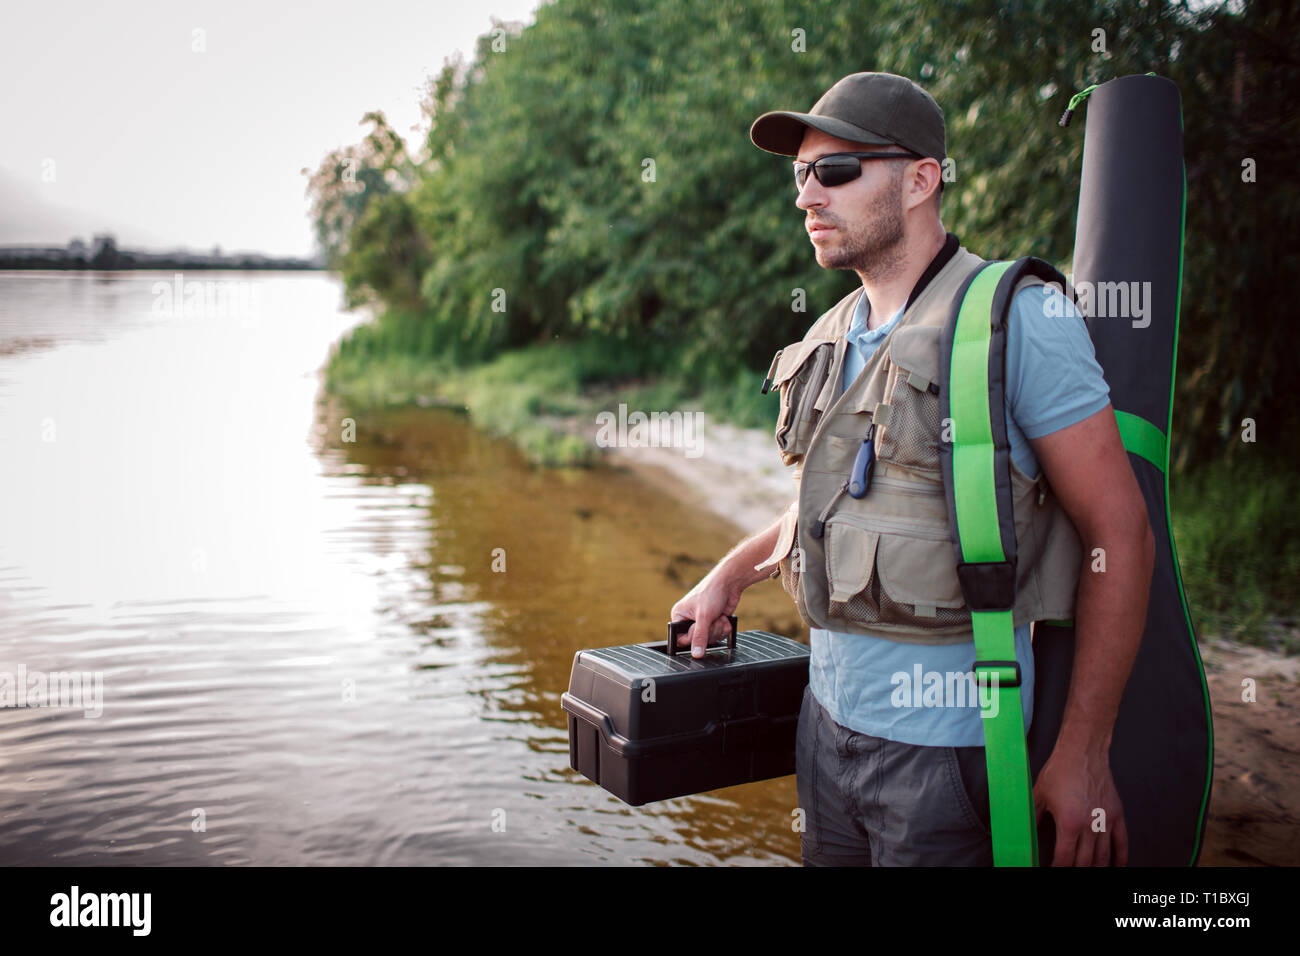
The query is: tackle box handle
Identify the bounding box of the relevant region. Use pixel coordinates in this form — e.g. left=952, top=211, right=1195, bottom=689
left=665, top=615, right=738, bottom=656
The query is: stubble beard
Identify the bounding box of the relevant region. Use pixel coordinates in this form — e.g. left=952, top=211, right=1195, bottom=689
left=815, top=169, right=907, bottom=283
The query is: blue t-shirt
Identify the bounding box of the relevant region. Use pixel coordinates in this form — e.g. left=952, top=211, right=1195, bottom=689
left=810, top=283, right=1110, bottom=747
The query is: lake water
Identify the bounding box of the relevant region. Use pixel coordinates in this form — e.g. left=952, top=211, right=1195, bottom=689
left=0, top=271, right=805, bottom=865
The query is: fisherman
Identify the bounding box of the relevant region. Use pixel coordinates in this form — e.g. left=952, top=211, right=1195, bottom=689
left=670, top=72, right=1154, bottom=866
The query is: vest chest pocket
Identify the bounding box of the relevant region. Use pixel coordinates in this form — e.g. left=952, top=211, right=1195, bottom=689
left=823, top=514, right=971, bottom=632
left=768, top=338, right=836, bottom=466
left=874, top=326, right=943, bottom=477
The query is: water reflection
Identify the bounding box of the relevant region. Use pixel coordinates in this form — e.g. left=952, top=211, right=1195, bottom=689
left=0, top=271, right=806, bottom=865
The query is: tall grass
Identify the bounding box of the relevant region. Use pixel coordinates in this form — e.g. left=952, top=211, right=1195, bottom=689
left=326, top=313, right=780, bottom=461
left=1171, top=459, right=1300, bottom=651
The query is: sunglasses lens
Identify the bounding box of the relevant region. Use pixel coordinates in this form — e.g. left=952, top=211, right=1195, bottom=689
left=794, top=156, right=863, bottom=190
left=817, top=156, right=861, bottom=187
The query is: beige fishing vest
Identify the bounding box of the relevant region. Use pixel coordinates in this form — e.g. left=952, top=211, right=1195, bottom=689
left=755, top=246, right=1083, bottom=644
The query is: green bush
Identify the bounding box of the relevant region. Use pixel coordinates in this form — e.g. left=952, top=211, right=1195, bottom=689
left=1172, top=459, right=1300, bottom=649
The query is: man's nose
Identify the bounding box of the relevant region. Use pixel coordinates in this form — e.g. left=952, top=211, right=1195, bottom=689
left=795, top=175, right=826, bottom=210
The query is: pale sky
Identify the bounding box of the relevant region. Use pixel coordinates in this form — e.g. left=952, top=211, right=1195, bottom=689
left=0, top=0, right=542, bottom=256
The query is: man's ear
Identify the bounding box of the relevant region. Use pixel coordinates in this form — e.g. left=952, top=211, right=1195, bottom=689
left=906, top=158, right=942, bottom=212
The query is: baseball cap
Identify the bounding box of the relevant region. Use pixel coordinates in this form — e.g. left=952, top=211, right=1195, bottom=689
left=750, top=72, right=946, bottom=161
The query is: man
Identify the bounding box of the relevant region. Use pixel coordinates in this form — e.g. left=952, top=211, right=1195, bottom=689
left=670, top=73, right=1154, bottom=866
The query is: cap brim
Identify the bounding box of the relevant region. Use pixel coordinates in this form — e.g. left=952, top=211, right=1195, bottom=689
left=749, top=110, right=893, bottom=156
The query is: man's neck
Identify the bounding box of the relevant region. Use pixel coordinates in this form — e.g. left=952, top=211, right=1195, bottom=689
left=856, top=227, right=947, bottom=331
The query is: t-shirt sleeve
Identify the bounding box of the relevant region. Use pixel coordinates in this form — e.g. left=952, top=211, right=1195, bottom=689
left=1006, top=284, right=1111, bottom=440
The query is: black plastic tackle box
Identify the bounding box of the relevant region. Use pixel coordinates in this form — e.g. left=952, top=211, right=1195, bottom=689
left=561, top=617, right=810, bottom=805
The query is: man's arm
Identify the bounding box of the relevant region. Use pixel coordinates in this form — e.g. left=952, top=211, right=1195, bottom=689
left=669, top=508, right=789, bottom=658
left=1029, top=403, right=1155, bottom=866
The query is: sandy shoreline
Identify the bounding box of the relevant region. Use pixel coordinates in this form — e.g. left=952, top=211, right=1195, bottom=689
left=592, top=411, right=797, bottom=538
left=575, top=409, right=1300, bottom=867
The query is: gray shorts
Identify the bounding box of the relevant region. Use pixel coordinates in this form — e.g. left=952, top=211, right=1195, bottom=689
left=795, top=684, right=995, bottom=866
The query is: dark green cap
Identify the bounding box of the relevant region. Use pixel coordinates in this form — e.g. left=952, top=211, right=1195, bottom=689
left=750, top=72, right=946, bottom=161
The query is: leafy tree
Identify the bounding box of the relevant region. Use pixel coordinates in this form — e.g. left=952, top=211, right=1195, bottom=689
left=303, top=111, right=419, bottom=299
left=311, top=0, right=1295, bottom=466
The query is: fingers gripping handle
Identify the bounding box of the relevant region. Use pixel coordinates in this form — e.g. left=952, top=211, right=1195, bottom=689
left=666, top=615, right=738, bottom=656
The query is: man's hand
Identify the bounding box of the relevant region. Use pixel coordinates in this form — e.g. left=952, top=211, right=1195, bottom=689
left=669, top=511, right=786, bottom=658
left=670, top=583, right=741, bottom=659
left=1029, top=403, right=1154, bottom=867
left=1033, top=743, right=1129, bottom=866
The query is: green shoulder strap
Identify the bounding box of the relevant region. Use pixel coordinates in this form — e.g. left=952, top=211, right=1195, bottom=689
left=938, top=256, right=1069, bottom=866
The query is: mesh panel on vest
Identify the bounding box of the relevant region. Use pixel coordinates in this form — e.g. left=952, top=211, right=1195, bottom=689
left=878, top=376, right=942, bottom=475
left=878, top=590, right=971, bottom=629
left=828, top=581, right=971, bottom=631
left=830, top=587, right=879, bottom=625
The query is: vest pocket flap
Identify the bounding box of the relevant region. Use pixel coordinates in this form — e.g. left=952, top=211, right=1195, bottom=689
left=812, top=340, right=845, bottom=412
left=874, top=325, right=944, bottom=475
left=875, top=533, right=965, bottom=608
left=884, top=325, right=942, bottom=389
left=775, top=338, right=837, bottom=465
left=825, top=522, right=880, bottom=602
left=771, top=337, right=837, bottom=387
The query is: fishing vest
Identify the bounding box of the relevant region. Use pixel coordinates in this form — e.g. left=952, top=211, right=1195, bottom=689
left=755, top=245, right=1083, bottom=644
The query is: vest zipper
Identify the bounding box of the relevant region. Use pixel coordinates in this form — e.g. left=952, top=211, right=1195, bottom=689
left=870, top=474, right=943, bottom=497
left=810, top=482, right=849, bottom=540
left=824, top=512, right=951, bottom=542
left=810, top=447, right=939, bottom=539
left=760, top=349, right=784, bottom=394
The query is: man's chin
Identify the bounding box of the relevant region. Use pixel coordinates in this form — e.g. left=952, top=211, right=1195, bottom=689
left=814, top=248, right=857, bottom=270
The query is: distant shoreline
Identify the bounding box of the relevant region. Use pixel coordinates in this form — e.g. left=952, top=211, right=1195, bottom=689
left=0, top=254, right=324, bottom=271
left=0, top=235, right=324, bottom=272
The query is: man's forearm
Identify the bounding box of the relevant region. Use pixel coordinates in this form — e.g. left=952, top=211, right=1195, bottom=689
left=699, top=510, right=787, bottom=597
left=1053, top=522, right=1155, bottom=757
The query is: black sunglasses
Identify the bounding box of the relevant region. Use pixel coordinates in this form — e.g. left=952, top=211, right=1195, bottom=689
left=793, top=151, right=920, bottom=191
